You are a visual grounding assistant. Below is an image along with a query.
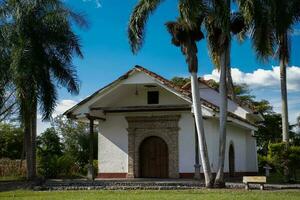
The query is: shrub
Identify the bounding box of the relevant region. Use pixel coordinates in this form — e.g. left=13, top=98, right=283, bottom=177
left=268, top=143, right=300, bottom=181
left=37, top=154, right=60, bottom=178
left=257, top=155, right=272, bottom=174
left=57, top=154, right=80, bottom=177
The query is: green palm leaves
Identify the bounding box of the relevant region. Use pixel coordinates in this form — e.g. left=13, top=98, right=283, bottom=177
left=0, top=0, right=86, bottom=120
left=128, top=0, right=164, bottom=54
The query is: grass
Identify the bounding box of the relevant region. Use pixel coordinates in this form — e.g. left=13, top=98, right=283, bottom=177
left=0, top=176, right=25, bottom=182
left=1, top=190, right=300, bottom=200
left=266, top=170, right=300, bottom=184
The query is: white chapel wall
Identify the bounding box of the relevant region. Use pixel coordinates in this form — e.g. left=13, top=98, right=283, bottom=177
left=98, top=115, right=128, bottom=173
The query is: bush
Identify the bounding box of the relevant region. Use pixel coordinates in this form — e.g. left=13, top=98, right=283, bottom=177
left=57, top=154, right=82, bottom=177
left=37, top=128, right=63, bottom=178
left=257, top=155, right=272, bottom=174
left=268, top=143, right=300, bottom=181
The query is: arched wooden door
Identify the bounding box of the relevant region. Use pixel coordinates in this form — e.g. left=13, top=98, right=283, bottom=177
left=229, top=144, right=235, bottom=177
left=139, top=136, right=168, bottom=178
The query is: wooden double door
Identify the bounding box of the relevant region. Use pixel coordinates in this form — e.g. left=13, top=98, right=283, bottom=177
left=139, top=136, right=169, bottom=178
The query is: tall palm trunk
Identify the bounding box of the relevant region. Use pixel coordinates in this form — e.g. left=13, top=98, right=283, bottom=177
left=226, top=65, right=235, bottom=101
left=31, top=100, right=37, bottom=179
left=280, top=37, right=289, bottom=145
left=280, top=59, right=289, bottom=143
left=215, top=43, right=229, bottom=187
left=279, top=32, right=289, bottom=181
left=23, top=104, right=33, bottom=180
left=185, top=40, right=213, bottom=187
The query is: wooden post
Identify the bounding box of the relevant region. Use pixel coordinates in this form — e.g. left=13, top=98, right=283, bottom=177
left=87, top=118, right=95, bottom=181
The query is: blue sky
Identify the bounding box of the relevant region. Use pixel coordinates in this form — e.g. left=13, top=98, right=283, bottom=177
left=37, top=0, right=300, bottom=133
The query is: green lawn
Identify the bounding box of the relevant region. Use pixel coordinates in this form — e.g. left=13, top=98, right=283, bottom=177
left=1, top=190, right=300, bottom=200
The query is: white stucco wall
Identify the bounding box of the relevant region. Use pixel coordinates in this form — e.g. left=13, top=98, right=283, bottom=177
left=98, top=115, right=128, bottom=173
left=98, top=114, right=258, bottom=174
left=178, top=113, right=196, bottom=173
left=178, top=117, right=258, bottom=173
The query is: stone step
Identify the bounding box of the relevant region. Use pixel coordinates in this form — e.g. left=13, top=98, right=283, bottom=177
left=37, top=180, right=204, bottom=190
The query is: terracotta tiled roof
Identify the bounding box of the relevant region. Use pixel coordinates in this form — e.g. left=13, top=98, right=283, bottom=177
left=65, top=65, right=256, bottom=127
left=134, top=65, right=191, bottom=97
left=135, top=66, right=256, bottom=127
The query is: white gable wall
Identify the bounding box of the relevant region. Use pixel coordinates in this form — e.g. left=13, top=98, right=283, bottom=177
left=199, top=83, right=250, bottom=119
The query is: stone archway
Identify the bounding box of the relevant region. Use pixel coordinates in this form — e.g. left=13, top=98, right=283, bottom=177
left=126, top=115, right=180, bottom=178
left=139, top=136, right=169, bottom=178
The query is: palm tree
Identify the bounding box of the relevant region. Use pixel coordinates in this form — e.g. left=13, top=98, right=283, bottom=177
left=238, top=0, right=300, bottom=145
left=128, top=0, right=214, bottom=187
left=0, top=0, right=86, bottom=180
left=205, top=0, right=246, bottom=187
left=238, top=0, right=300, bottom=180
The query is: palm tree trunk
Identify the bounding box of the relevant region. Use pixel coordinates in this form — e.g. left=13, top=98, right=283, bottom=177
left=31, top=100, right=37, bottom=179
left=215, top=45, right=229, bottom=187
left=184, top=40, right=213, bottom=187
left=24, top=106, right=33, bottom=180
left=191, top=72, right=213, bottom=187
left=279, top=32, right=290, bottom=182
left=280, top=58, right=289, bottom=144
left=226, top=66, right=235, bottom=101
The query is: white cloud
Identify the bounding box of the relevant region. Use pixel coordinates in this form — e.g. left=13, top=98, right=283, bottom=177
left=204, top=66, right=300, bottom=91
left=52, top=99, right=78, bottom=118
left=204, top=66, right=300, bottom=123
left=37, top=99, right=78, bottom=134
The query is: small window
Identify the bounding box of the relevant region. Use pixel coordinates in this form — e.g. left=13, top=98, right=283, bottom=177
left=147, top=91, right=159, bottom=104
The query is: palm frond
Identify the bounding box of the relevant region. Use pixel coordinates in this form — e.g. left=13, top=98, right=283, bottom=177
left=128, top=0, right=164, bottom=54
left=178, top=0, right=207, bottom=29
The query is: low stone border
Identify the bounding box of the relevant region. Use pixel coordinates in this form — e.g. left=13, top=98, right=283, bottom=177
left=31, top=180, right=300, bottom=191
left=226, top=182, right=300, bottom=190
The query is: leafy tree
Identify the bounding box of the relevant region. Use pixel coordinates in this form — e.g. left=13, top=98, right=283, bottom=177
left=37, top=128, right=63, bottom=178
left=256, top=114, right=283, bottom=155
left=0, top=0, right=86, bottom=180
left=0, top=123, right=23, bottom=159
left=128, top=0, right=214, bottom=187
left=170, top=77, right=190, bottom=87
left=52, top=115, right=97, bottom=170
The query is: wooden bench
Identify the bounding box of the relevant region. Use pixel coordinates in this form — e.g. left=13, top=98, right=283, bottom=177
left=243, top=176, right=266, bottom=190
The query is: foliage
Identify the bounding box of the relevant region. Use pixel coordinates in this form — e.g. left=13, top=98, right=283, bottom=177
left=0, top=0, right=86, bottom=180
left=268, top=143, right=300, bottom=182
left=0, top=123, right=23, bottom=159
left=0, top=86, right=18, bottom=123
left=257, top=154, right=271, bottom=173
left=57, top=154, right=80, bottom=178
left=37, top=128, right=63, bottom=178
left=36, top=121, right=97, bottom=178
left=0, top=0, right=86, bottom=120
left=256, top=114, right=298, bottom=155
left=35, top=115, right=99, bottom=178
left=52, top=115, right=98, bottom=171
left=170, top=77, right=190, bottom=87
